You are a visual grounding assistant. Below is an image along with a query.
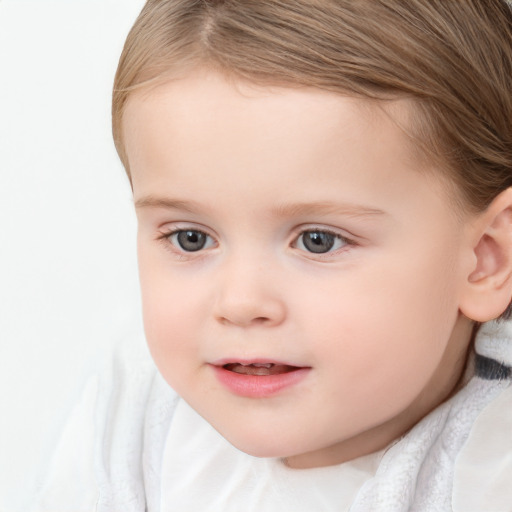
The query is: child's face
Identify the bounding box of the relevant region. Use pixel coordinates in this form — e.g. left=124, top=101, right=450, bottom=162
left=125, top=70, right=475, bottom=469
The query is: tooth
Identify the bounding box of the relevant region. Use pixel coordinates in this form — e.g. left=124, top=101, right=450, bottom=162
left=251, top=363, right=273, bottom=368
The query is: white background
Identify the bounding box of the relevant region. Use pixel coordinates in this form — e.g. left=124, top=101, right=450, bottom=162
left=0, top=1, right=145, bottom=509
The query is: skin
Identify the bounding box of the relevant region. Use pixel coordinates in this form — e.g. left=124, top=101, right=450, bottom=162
left=124, top=70, right=481, bottom=469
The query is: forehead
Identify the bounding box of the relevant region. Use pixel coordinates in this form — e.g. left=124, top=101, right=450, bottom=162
left=124, top=72, right=419, bottom=168
left=122, top=70, right=456, bottom=219
left=123, top=72, right=375, bottom=154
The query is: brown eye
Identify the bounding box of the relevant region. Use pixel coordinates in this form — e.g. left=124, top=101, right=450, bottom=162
left=171, top=230, right=211, bottom=252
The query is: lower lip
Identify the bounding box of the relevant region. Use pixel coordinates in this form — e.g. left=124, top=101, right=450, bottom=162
left=211, top=365, right=310, bottom=398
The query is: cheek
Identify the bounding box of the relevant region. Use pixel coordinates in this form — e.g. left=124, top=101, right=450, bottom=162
left=137, top=249, right=204, bottom=373
left=297, top=248, right=460, bottom=393
left=141, top=283, right=199, bottom=348
left=140, top=286, right=204, bottom=397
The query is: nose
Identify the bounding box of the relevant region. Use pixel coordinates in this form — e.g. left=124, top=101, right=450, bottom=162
left=213, top=259, right=287, bottom=328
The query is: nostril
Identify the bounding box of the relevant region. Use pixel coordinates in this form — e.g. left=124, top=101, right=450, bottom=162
left=218, top=315, right=270, bottom=326
left=213, top=292, right=287, bottom=327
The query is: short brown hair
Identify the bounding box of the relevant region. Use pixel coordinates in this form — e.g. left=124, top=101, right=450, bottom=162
left=113, top=0, right=512, bottom=311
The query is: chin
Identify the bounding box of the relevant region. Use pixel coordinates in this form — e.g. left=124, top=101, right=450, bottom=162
left=220, top=429, right=295, bottom=459
left=241, top=444, right=288, bottom=459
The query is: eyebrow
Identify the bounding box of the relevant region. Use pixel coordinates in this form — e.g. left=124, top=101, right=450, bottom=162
left=271, top=201, right=387, bottom=219
left=134, top=195, right=387, bottom=219
left=135, top=196, right=203, bottom=213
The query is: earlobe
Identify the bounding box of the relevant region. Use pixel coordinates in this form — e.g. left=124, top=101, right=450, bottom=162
left=460, top=188, right=512, bottom=322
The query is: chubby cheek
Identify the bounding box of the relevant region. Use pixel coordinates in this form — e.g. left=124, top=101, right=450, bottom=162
left=302, top=251, right=460, bottom=414
left=138, top=249, right=206, bottom=388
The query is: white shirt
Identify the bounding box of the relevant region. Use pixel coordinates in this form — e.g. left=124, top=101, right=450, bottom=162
left=160, top=399, right=384, bottom=512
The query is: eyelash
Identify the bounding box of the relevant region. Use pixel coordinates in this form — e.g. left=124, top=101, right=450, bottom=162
left=156, top=226, right=356, bottom=258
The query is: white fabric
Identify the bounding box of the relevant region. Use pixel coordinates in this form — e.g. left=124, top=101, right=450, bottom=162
left=30, top=321, right=512, bottom=512
left=474, top=320, right=512, bottom=366
left=30, top=343, right=176, bottom=512
left=351, top=377, right=509, bottom=512
left=452, top=384, right=512, bottom=512
left=160, top=399, right=383, bottom=512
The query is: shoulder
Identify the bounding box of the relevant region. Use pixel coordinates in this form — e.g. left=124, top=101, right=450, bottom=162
left=352, top=320, right=512, bottom=512
left=94, top=342, right=179, bottom=511
left=451, top=320, right=512, bottom=512
left=31, top=341, right=178, bottom=512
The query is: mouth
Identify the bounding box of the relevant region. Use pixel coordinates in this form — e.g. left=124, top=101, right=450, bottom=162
left=222, top=362, right=302, bottom=376
left=211, top=359, right=310, bottom=398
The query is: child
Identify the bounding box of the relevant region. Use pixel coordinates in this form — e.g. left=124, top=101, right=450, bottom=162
left=34, top=1, right=512, bottom=510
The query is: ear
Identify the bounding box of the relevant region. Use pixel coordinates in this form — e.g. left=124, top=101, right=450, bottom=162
left=459, top=187, right=512, bottom=322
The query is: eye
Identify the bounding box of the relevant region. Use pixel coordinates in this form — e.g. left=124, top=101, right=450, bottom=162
left=295, top=230, right=348, bottom=254
left=169, top=229, right=214, bottom=252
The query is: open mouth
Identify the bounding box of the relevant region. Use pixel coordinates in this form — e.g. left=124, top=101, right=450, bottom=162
left=212, top=360, right=311, bottom=397
left=222, top=362, right=302, bottom=376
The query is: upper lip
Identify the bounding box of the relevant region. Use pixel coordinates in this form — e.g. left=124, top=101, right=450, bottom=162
left=210, top=358, right=307, bottom=368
